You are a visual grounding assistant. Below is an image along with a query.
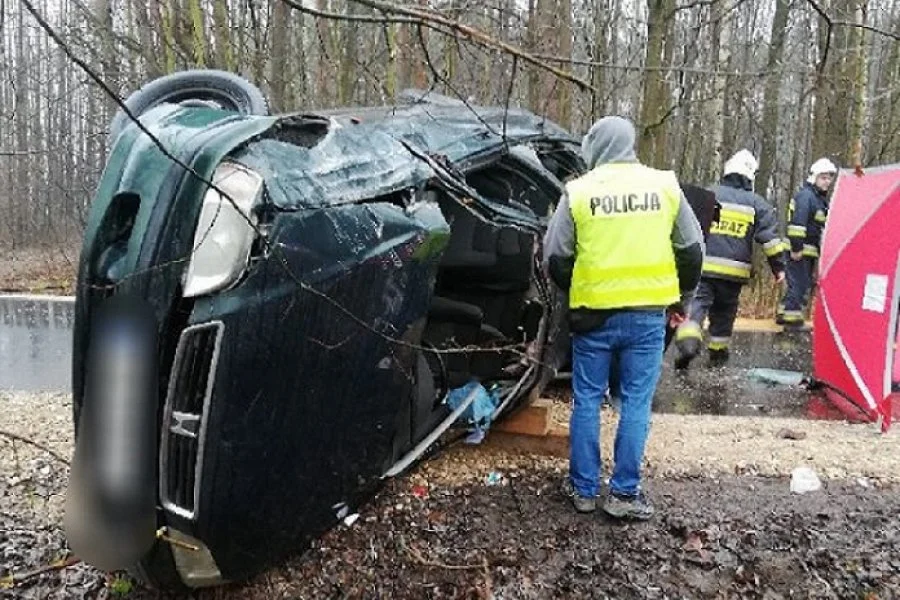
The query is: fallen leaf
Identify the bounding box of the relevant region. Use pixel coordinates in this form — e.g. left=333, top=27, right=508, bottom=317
left=682, top=533, right=704, bottom=552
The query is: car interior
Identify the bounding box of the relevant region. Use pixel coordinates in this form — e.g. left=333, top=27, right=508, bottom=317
left=405, top=146, right=580, bottom=444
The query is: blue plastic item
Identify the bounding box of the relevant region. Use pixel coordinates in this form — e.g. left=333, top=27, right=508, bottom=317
left=446, top=381, right=501, bottom=442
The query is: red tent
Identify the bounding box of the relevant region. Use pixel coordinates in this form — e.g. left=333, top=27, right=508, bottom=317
left=812, top=164, right=900, bottom=432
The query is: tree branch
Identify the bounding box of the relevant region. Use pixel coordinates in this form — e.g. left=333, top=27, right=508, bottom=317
left=279, top=0, right=419, bottom=24
left=343, top=0, right=594, bottom=92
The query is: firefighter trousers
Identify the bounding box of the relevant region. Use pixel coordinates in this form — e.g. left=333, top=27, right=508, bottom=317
left=674, top=277, right=743, bottom=366
left=778, top=257, right=815, bottom=325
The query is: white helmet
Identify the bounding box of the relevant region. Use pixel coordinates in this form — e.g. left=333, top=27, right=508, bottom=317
left=807, top=158, right=838, bottom=183
left=723, top=149, right=759, bottom=181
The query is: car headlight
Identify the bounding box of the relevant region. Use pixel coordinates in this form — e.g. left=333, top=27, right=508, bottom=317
left=183, top=162, right=264, bottom=298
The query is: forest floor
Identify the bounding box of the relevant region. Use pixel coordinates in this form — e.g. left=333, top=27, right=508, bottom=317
left=2, top=391, right=898, bottom=600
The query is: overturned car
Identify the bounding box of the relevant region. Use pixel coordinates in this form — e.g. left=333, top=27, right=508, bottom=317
left=66, top=70, right=586, bottom=590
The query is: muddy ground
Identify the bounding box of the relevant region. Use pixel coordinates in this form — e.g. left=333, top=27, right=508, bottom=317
left=3, top=392, right=900, bottom=599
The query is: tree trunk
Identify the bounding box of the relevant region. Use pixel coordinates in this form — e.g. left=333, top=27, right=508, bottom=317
left=526, top=0, right=540, bottom=112
left=338, top=2, right=359, bottom=104
left=269, top=0, right=291, bottom=111
left=638, top=0, right=675, bottom=167
left=133, top=0, right=161, bottom=78
left=846, top=0, right=869, bottom=167
left=315, top=0, right=333, bottom=104
left=212, top=0, right=235, bottom=71
left=556, top=0, right=573, bottom=129
left=590, top=0, right=609, bottom=121
left=187, top=0, right=207, bottom=67
left=755, top=0, right=791, bottom=198
left=706, top=0, right=730, bottom=182
left=157, top=1, right=178, bottom=74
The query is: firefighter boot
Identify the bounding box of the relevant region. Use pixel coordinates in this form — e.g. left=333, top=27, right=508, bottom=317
left=674, top=321, right=703, bottom=371
left=708, top=347, right=730, bottom=368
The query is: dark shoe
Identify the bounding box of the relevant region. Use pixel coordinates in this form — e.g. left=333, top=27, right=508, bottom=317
left=561, top=479, right=597, bottom=513
left=674, top=355, right=693, bottom=371
left=774, top=314, right=786, bottom=326
left=603, top=491, right=654, bottom=521
left=708, top=348, right=729, bottom=368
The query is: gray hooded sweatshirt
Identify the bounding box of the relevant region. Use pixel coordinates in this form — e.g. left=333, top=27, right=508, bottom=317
left=542, top=116, right=704, bottom=327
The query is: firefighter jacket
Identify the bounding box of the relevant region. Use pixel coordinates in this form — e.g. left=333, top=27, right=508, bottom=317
left=702, top=178, right=787, bottom=283
left=787, top=182, right=829, bottom=258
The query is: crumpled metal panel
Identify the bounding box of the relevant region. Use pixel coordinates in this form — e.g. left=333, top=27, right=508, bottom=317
left=235, top=131, right=435, bottom=210
left=234, top=101, right=576, bottom=211
left=185, top=199, right=450, bottom=578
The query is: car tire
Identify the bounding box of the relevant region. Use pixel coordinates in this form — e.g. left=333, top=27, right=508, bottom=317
left=108, top=69, right=269, bottom=145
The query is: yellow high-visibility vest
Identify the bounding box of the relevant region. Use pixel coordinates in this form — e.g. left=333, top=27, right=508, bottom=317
left=567, top=163, right=681, bottom=310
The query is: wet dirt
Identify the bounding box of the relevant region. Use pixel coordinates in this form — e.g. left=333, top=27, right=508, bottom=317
left=654, top=330, right=812, bottom=418
left=4, top=457, right=900, bottom=599
left=547, top=330, right=814, bottom=419
left=264, top=472, right=900, bottom=600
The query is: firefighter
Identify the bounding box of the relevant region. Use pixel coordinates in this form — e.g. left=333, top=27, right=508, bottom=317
left=674, top=149, right=787, bottom=369
left=543, top=116, right=703, bottom=519
left=776, top=158, right=838, bottom=330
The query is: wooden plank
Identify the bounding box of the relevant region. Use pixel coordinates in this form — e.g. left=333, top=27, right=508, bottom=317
left=485, top=426, right=569, bottom=459
left=492, top=398, right=554, bottom=436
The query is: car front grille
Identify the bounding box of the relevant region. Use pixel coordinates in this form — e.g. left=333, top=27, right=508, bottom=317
left=159, top=321, right=223, bottom=520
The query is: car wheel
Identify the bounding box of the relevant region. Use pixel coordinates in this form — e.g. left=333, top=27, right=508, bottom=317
left=108, top=69, right=269, bottom=144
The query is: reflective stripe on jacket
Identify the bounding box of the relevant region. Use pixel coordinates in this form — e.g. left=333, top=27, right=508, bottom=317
left=702, top=182, right=787, bottom=283
left=787, top=182, right=828, bottom=255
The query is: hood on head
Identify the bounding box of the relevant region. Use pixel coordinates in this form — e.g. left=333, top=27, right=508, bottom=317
left=581, top=116, right=637, bottom=169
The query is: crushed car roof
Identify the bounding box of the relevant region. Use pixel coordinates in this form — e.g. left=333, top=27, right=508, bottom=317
left=233, top=89, right=578, bottom=210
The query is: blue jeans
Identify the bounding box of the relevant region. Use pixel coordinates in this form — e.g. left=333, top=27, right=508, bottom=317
left=570, top=310, right=665, bottom=497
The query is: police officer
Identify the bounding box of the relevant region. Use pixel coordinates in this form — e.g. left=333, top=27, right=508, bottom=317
left=674, top=150, right=786, bottom=369
left=543, top=116, right=703, bottom=519
left=776, top=158, right=837, bottom=330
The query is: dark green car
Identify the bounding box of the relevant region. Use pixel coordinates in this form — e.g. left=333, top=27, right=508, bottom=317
left=65, top=70, right=584, bottom=591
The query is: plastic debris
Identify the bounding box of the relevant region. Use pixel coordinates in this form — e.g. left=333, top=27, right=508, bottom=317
left=747, top=368, right=806, bottom=387
left=790, top=467, right=822, bottom=494
left=343, top=513, right=360, bottom=527
left=465, top=429, right=487, bottom=445
left=447, top=381, right=501, bottom=443
left=485, top=471, right=503, bottom=486
left=333, top=502, right=350, bottom=520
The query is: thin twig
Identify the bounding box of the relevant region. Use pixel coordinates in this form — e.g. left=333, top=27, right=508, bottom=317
left=345, top=0, right=594, bottom=92
left=0, top=430, right=70, bottom=466
left=280, top=0, right=419, bottom=24
left=0, top=556, right=81, bottom=589
left=406, top=543, right=485, bottom=571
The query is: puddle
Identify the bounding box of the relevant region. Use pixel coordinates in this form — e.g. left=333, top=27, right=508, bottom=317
left=0, top=295, right=73, bottom=392
left=546, top=330, right=817, bottom=419
left=654, top=330, right=812, bottom=418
